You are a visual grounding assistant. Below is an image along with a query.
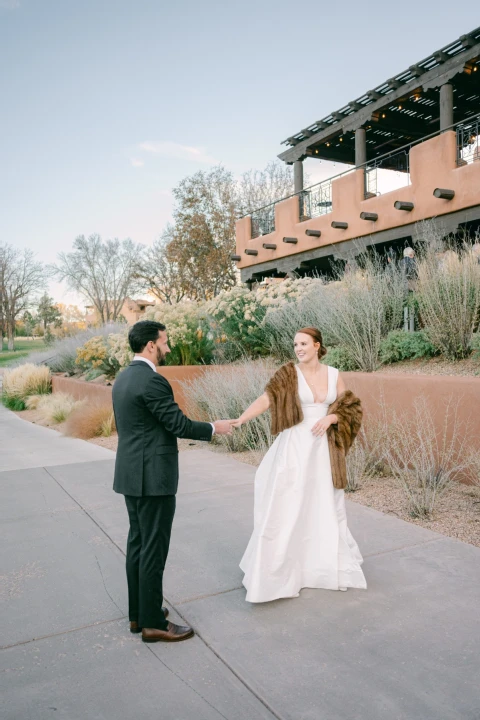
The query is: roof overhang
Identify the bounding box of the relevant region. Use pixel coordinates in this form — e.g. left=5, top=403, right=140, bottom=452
left=279, top=28, right=480, bottom=165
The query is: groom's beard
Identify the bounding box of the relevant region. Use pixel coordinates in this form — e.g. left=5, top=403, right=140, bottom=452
left=156, top=348, right=166, bottom=366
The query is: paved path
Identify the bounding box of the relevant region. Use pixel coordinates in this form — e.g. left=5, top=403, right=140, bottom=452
left=1, top=404, right=479, bottom=720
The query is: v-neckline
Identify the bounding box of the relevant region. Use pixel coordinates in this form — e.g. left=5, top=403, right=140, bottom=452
left=297, top=364, right=329, bottom=405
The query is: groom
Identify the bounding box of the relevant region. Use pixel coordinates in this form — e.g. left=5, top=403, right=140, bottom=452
left=112, top=320, right=232, bottom=643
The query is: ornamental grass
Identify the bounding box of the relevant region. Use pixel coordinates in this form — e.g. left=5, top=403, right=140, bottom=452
left=64, top=402, right=116, bottom=439
left=2, top=364, right=51, bottom=410
left=32, top=393, right=83, bottom=424
left=181, top=359, right=277, bottom=454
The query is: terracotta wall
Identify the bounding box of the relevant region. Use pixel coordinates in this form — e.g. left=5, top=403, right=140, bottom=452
left=235, top=131, right=480, bottom=269
left=53, top=367, right=480, bottom=452
left=52, top=376, right=113, bottom=404
left=51, top=366, right=211, bottom=413
left=343, top=371, right=480, bottom=451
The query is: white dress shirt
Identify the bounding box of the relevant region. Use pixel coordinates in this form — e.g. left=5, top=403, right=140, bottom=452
left=133, top=355, right=215, bottom=435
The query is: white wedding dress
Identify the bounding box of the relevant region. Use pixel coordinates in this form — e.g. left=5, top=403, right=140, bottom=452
left=240, top=365, right=367, bottom=603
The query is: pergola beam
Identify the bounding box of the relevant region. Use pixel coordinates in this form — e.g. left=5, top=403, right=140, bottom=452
left=278, top=39, right=480, bottom=164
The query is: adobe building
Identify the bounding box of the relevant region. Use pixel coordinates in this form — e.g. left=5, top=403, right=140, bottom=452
left=85, top=297, right=155, bottom=326
left=233, top=27, right=480, bottom=283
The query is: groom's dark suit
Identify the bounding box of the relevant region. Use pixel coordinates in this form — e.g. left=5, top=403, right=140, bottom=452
left=112, top=360, right=213, bottom=630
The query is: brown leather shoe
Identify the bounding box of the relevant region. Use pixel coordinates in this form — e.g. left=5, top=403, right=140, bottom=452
left=130, top=608, right=169, bottom=634
left=142, top=622, right=194, bottom=643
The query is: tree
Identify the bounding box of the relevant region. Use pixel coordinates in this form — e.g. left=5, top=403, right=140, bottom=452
left=0, top=243, right=46, bottom=350
left=37, top=292, right=62, bottom=331
left=22, top=310, right=36, bottom=339
left=56, top=234, right=144, bottom=325
left=166, top=166, right=238, bottom=300
left=134, top=226, right=190, bottom=305
left=236, top=160, right=295, bottom=216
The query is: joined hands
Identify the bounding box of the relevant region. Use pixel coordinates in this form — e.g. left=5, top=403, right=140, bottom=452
left=213, top=420, right=235, bottom=435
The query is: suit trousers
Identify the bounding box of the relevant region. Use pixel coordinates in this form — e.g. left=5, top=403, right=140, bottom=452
left=124, top=494, right=176, bottom=630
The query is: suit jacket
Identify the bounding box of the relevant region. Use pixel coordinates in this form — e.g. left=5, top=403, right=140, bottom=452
left=112, top=360, right=213, bottom=496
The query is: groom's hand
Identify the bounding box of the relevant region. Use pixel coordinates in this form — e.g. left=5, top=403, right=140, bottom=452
left=213, top=420, right=233, bottom=435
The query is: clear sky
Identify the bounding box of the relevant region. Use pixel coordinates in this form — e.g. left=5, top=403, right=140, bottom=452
left=0, top=0, right=469, bottom=304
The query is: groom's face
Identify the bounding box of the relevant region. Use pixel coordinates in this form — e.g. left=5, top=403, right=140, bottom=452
left=153, top=330, right=170, bottom=366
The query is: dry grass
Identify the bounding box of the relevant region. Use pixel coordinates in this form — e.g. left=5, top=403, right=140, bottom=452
left=36, top=393, right=83, bottom=424
left=416, top=245, right=480, bottom=360
left=64, top=402, right=116, bottom=439
left=2, top=364, right=51, bottom=409
left=182, top=359, right=277, bottom=453
left=383, top=396, right=476, bottom=517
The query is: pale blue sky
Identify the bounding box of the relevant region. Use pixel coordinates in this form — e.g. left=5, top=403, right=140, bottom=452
left=0, top=0, right=467, bottom=303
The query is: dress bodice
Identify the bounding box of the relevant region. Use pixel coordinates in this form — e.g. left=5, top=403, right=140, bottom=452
left=295, top=365, right=338, bottom=418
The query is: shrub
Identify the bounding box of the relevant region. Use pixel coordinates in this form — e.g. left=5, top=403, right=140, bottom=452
left=345, top=410, right=391, bottom=492
left=64, top=402, right=116, bottom=439
left=36, top=393, right=83, bottom=424
left=415, top=246, right=480, bottom=360
left=322, top=346, right=358, bottom=372
left=2, top=364, right=51, bottom=410
left=262, top=279, right=332, bottom=362
left=471, top=333, right=480, bottom=358
left=207, top=278, right=320, bottom=360
left=74, top=332, right=133, bottom=379
left=181, top=359, right=277, bottom=453
left=145, top=302, right=214, bottom=365
left=318, top=256, right=406, bottom=372
left=383, top=396, right=475, bottom=517
left=379, top=330, right=437, bottom=364
left=16, top=323, right=127, bottom=374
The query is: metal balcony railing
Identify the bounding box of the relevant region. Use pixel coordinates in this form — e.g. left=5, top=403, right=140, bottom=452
left=251, top=202, right=276, bottom=238
left=457, top=116, right=480, bottom=165
left=364, top=148, right=411, bottom=198
left=299, top=178, right=333, bottom=220
left=243, top=114, right=480, bottom=239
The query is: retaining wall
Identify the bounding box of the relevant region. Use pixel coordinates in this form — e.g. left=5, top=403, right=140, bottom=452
left=53, top=367, right=480, bottom=451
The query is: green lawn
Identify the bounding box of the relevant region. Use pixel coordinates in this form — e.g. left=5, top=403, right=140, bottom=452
left=0, top=338, right=47, bottom=367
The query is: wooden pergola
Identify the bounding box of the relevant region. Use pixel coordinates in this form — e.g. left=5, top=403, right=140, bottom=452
left=279, top=27, right=480, bottom=181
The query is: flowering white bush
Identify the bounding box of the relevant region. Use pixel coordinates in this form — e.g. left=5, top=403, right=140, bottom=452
left=206, top=277, right=322, bottom=358
left=145, top=302, right=213, bottom=365
left=107, top=333, right=133, bottom=372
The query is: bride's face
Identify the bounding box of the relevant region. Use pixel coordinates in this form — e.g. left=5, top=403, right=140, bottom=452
left=294, top=333, right=320, bottom=363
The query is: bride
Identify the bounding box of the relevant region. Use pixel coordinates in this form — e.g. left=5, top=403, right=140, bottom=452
left=231, top=327, right=367, bottom=603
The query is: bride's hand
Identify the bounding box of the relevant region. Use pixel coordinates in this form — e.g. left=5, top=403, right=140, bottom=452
left=311, top=415, right=334, bottom=437
left=230, top=418, right=243, bottom=428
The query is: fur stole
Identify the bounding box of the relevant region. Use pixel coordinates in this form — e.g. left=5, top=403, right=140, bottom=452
left=327, top=390, right=363, bottom=489
left=265, top=362, right=363, bottom=489
left=265, top=362, right=303, bottom=435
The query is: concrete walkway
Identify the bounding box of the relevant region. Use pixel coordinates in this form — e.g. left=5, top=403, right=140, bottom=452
left=1, top=404, right=479, bottom=720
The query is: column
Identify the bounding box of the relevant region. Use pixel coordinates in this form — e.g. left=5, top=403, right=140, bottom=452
left=294, top=160, right=304, bottom=194
left=440, top=83, right=453, bottom=131
left=355, top=128, right=367, bottom=167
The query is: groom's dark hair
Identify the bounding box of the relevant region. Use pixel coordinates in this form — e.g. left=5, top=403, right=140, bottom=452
left=128, top=320, right=166, bottom=353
